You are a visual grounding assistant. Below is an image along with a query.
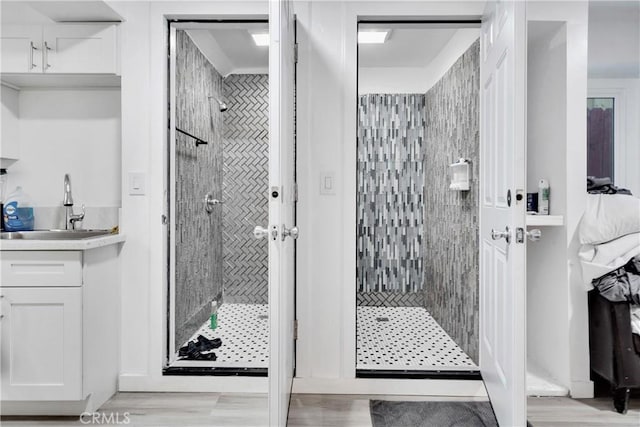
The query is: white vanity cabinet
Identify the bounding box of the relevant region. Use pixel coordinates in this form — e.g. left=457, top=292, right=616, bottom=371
left=0, top=238, right=123, bottom=415
left=1, top=23, right=118, bottom=75
left=0, top=287, right=83, bottom=401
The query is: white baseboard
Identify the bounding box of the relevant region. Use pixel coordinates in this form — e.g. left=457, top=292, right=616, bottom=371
left=292, top=377, right=488, bottom=397
left=0, top=399, right=90, bottom=416
left=569, top=380, right=594, bottom=398
left=117, top=374, right=268, bottom=393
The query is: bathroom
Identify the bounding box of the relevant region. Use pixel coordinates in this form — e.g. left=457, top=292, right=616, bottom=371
left=167, top=22, right=271, bottom=373
left=355, top=23, right=481, bottom=375
left=2, top=1, right=638, bottom=426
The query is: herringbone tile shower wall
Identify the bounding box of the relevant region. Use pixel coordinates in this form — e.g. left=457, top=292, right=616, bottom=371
left=357, top=94, right=425, bottom=307
left=222, top=74, right=269, bottom=304
left=174, top=31, right=224, bottom=349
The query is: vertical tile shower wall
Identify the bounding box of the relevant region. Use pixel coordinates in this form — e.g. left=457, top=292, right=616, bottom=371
left=357, top=94, right=426, bottom=307
left=222, top=74, right=269, bottom=304
left=423, top=40, right=480, bottom=362
left=174, top=30, right=224, bottom=349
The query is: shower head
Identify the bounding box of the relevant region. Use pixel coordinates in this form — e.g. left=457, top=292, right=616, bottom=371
left=210, top=97, right=228, bottom=112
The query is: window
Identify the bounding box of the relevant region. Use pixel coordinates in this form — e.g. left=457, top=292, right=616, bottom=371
left=587, top=97, right=615, bottom=181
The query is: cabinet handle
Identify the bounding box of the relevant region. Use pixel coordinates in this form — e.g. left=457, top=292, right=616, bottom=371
left=44, top=41, right=52, bottom=70
left=30, top=41, right=39, bottom=70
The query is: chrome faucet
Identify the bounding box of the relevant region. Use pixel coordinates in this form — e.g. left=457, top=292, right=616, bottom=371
left=63, top=174, right=85, bottom=230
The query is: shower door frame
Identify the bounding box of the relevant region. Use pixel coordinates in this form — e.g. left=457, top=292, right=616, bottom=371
left=354, top=19, right=483, bottom=380
left=165, top=20, right=271, bottom=374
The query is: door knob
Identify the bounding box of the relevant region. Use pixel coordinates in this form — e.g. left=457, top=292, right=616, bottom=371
left=281, top=225, right=299, bottom=241
left=527, top=229, right=542, bottom=242
left=253, top=226, right=269, bottom=239
left=491, top=226, right=511, bottom=243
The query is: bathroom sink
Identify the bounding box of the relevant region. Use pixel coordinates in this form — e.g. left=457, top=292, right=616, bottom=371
left=0, top=229, right=114, bottom=240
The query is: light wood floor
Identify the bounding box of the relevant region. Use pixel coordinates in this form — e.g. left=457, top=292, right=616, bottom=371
left=1, top=392, right=638, bottom=426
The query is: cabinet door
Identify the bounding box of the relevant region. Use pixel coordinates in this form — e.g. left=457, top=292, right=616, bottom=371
left=42, top=24, right=117, bottom=74
left=0, top=25, right=42, bottom=73
left=0, top=287, right=83, bottom=401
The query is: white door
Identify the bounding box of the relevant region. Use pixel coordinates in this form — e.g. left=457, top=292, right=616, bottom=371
left=0, top=25, right=42, bottom=73
left=479, top=1, right=527, bottom=426
left=0, top=287, right=83, bottom=401
left=42, top=24, right=117, bottom=74
left=268, top=0, right=296, bottom=425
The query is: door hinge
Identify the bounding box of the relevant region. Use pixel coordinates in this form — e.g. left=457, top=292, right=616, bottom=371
left=293, top=183, right=298, bottom=202
left=161, top=214, right=168, bottom=225
left=293, top=319, right=298, bottom=340
left=294, top=43, right=299, bottom=64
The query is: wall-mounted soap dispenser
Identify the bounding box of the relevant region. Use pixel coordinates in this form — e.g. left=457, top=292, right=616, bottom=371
left=449, top=158, right=470, bottom=191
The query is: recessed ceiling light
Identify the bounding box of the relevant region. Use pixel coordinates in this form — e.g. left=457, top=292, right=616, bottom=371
left=358, top=30, right=390, bottom=44
left=251, top=32, right=269, bottom=47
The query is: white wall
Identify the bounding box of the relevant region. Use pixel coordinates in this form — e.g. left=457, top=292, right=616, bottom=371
left=358, top=28, right=480, bottom=94
left=588, top=1, right=640, bottom=79
left=526, top=21, right=570, bottom=390
left=111, top=0, right=271, bottom=393
left=294, top=0, right=485, bottom=391
left=527, top=1, right=591, bottom=398
left=5, top=89, right=121, bottom=209
left=1, top=85, right=20, bottom=163
left=112, top=0, right=487, bottom=396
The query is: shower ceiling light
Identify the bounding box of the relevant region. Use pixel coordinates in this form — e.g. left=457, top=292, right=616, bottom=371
left=251, top=32, right=270, bottom=47
left=358, top=30, right=390, bottom=44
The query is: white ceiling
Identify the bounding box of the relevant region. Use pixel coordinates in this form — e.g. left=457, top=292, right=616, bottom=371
left=188, top=25, right=467, bottom=76
left=209, top=28, right=269, bottom=70
left=186, top=25, right=269, bottom=76
left=358, top=28, right=459, bottom=68
left=1, top=1, right=122, bottom=23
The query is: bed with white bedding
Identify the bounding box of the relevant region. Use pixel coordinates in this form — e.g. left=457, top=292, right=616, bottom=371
left=579, top=194, right=640, bottom=336
left=580, top=193, right=640, bottom=413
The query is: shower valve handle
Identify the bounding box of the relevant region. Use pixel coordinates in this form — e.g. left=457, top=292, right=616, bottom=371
left=253, top=226, right=269, bottom=239
left=204, top=193, right=222, bottom=213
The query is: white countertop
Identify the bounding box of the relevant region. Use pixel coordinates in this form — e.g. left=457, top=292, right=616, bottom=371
left=0, top=233, right=126, bottom=251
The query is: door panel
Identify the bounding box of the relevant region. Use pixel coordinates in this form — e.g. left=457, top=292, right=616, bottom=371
left=480, top=1, right=527, bottom=426
left=42, top=24, right=117, bottom=74
left=0, top=287, right=83, bottom=401
left=0, top=25, right=42, bottom=73
left=269, top=0, right=296, bottom=424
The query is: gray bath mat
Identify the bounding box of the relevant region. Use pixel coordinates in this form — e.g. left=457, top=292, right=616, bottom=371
left=370, top=400, right=498, bottom=427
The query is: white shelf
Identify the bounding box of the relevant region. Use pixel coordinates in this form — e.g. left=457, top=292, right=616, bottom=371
left=1, top=73, right=121, bottom=90
left=526, top=215, right=564, bottom=226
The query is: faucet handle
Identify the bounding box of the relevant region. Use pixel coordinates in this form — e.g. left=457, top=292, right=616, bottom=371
left=70, top=204, right=85, bottom=224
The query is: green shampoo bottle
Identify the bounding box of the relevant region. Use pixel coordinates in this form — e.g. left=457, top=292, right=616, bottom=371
left=210, top=301, right=218, bottom=330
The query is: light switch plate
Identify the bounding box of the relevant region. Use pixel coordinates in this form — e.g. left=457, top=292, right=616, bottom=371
left=320, top=171, right=335, bottom=195
left=128, top=172, right=146, bottom=196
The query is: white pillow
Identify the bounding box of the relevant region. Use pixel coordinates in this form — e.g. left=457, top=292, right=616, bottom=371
left=579, top=194, right=640, bottom=244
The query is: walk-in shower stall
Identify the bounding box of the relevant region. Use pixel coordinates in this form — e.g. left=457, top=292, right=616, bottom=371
left=166, top=23, right=270, bottom=373
left=356, top=24, right=481, bottom=375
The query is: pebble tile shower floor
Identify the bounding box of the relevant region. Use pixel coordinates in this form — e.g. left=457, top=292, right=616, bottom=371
left=175, top=303, right=268, bottom=368
left=175, top=304, right=475, bottom=370
left=357, top=306, right=477, bottom=370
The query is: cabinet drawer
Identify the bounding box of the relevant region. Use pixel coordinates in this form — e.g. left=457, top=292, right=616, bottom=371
left=1, top=251, right=82, bottom=287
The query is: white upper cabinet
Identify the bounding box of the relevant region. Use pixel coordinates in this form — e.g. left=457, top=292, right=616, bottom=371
left=0, top=25, right=43, bottom=73
left=1, top=23, right=118, bottom=75
left=42, top=24, right=117, bottom=74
